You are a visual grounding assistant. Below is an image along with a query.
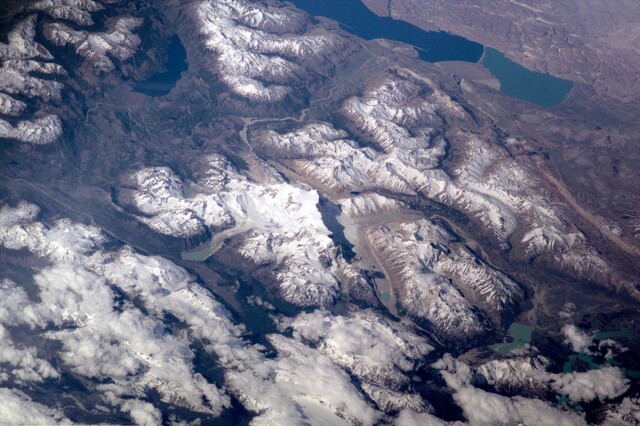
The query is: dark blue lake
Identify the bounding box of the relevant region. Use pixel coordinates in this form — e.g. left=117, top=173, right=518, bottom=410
left=293, top=0, right=483, bottom=63
left=292, top=0, right=573, bottom=107
left=134, top=35, right=188, bottom=96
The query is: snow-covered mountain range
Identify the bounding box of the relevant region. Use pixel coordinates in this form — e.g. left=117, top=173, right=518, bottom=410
left=1, top=0, right=639, bottom=424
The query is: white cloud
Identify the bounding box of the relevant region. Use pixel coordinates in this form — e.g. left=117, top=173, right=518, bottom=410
left=562, top=324, right=594, bottom=353
left=121, top=400, right=162, bottom=426
left=453, top=386, right=585, bottom=426
left=34, top=263, right=230, bottom=415
left=0, top=200, right=386, bottom=425
left=117, top=262, right=382, bottom=424
left=0, top=204, right=233, bottom=419
left=0, top=278, right=50, bottom=329
left=396, top=409, right=461, bottom=426
left=2, top=197, right=620, bottom=426
left=15, top=199, right=606, bottom=426
left=35, top=263, right=113, bottom=326
left=434, top=354, right=587, bottom=426
left=0, top=325, right=59, bottom=384
left=550, top=367, right=629, bottom=403
left=227, top=334, right=382, bottom=426
left=0, top=388, right=70, bottom=425
left=0, top=280, right=58, bottom=384
left=468, top=354, right=631, bottom=406
left=432, top=354, right=473, bottom=388
left=285, top=309, right=433, bottom=388
left=0, top=201, right=40, bottom=227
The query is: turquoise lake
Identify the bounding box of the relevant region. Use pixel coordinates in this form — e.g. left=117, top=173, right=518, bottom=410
left=490, top=322, right=533, bottom=356
left=482, top=48, right=573, bottom=108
